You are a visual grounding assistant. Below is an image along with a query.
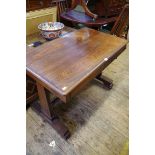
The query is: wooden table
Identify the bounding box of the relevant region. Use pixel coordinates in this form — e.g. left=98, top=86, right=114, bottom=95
left=26, top=26, right=75, bottom=104
left=26, top=27, right=127, bottom=139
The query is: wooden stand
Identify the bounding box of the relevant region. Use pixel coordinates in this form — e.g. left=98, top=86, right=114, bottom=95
left=27, top=27, right=127, bottom=139
left=95, top=74, right=113, bottom=90
left=31, top=82, right=70, bottom=140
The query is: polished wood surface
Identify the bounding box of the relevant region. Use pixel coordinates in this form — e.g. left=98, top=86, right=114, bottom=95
left=27, top=27, right=127, bottom=139
left=27, top=27, right=127, bottom=103
left=61, top=10, right=117, bottom=27
left=26, top=26, right=75, bottom=106
left=60, top=0, right=118, bottom=28
left=27, top=45, right=129, bottom=154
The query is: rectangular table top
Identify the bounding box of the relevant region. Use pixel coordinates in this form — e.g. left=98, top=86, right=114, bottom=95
left=27, top=27, right=127, bottom=102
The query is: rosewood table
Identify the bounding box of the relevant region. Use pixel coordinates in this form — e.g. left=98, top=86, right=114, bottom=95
left=26, top=27, right=127, bottom=139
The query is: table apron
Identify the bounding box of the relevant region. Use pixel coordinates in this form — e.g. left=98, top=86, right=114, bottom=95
left=68, top=45, right=127, bottom=99
left=26, top=70, right=68, bottom=103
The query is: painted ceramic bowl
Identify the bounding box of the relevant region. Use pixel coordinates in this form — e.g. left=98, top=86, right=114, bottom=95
left=38, top=22, right=64, bottom=40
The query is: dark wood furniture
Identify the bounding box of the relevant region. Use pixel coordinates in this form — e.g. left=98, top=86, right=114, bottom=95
left=26, top=76, right=38, bottom=104
left=26, top=26, right=75, bottom=105
left=27, top=27, right=127, bottom=139
left=52, top=0, right=69, bottom=21
left=110, top=4, right=129, bottom=38
left=89, top=0, right=126, bottom=17
left=59, top=0, right=127, bottom=28
left=26, top=0, right=56, bottom=11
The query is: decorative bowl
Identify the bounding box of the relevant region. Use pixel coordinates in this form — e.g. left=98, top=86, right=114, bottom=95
left=38, top=22, right=64, bottom=40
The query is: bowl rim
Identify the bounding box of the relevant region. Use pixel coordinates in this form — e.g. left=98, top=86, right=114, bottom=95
left=38, top=22, right=64, bottom=32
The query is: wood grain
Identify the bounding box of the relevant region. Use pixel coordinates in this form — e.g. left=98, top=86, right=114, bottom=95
left=27, top=45, right=129, bottom=155
left=27, top=27, right=127, bottom=103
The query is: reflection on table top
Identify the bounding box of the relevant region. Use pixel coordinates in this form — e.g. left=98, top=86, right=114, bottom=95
left=26, top=27, right=127, bottom=102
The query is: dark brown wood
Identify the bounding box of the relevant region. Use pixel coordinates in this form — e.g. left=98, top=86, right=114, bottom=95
left=61, top=11, right=117, bottom=27
left=60, top=0, right=121, bottom=28
left=91, top=0, right=126, bottom=17
left=27, top=27, right=127, bottom=138
left=95, top=74, right=113, bottom=89
left=36, top=82, right=52, bottom=118
left=26, top=93, right=38, bottom=103
left=32, top=82, right=70, bottom=139
left=26, top=75, right=38, bottom=104
left=27, top=42, right=129, bottom=154
left=27, top=28, right=127, bottom=103
left=27, top=25, right=129, bottom=151
left=52, top=0, right=69, bottom=21
left=110, top=4, right=129, bottom=39
left=26, top=0, right=57, bottom=12
left=26, top=27, right=74, bottom=108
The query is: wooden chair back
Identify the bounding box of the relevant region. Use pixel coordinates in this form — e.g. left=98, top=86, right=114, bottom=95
left=110, top=4, right=129, bottom=38
left=53, top=0, right=69, bottom=21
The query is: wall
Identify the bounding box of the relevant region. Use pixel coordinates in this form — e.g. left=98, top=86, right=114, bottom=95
left=26, top=7, right=57, bottom=35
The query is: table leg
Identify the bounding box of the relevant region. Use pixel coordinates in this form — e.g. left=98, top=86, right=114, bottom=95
left=31, top=82, right=70, bottom=139
left=95, top=73, right=113, bottom=90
